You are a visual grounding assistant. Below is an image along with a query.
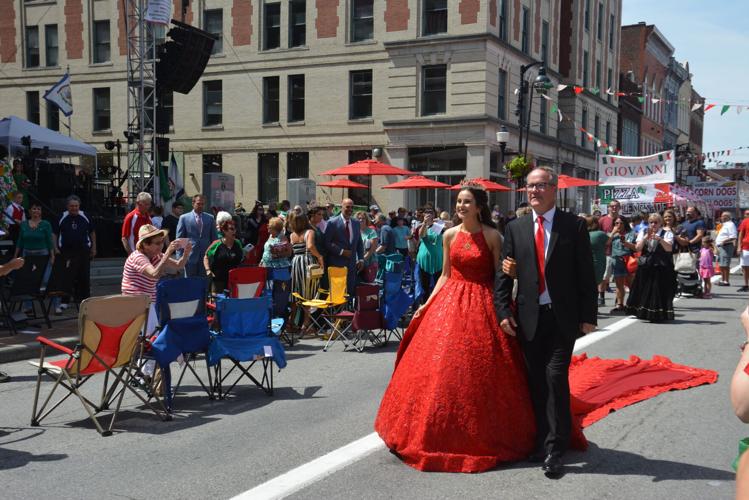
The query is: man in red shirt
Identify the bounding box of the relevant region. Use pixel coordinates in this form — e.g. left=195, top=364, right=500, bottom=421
left=121, top=192, right=153, bottom=254
left=737, top=209, right=749, bottom=292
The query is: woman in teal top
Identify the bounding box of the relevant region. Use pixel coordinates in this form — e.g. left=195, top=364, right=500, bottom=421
left=15, top=202, right=55, bottom=257
left=356, top=211, right=378, bottom=266
left=416, top=210, right=443, bottom=305
left=14, top=202, right=55, bottom=313
left=392, top=217, right=410, bottom=256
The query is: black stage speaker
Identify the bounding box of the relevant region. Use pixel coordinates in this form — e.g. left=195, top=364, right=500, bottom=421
left=155, top=137, right=170, bottom=163
left=156, top=20, right=216, bottom=95
left=155, top=92, right=171, bottom=134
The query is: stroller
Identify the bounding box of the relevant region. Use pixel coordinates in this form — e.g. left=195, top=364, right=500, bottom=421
left=674, top=250, right=703, bottom=298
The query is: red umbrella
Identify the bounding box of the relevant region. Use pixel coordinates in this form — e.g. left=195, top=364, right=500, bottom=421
left=557, top=175, right=601, bottom=189
left=448, top=177, right=512, bottom=192
left=382, top=176, right=450, bottom=189
left=322, top=159, right=415, bottom=177
left=517, top=175, right=602, bottom=191
left=318, top=179, right=368, bottom=189
left=319, top=179, right=368, bottom=202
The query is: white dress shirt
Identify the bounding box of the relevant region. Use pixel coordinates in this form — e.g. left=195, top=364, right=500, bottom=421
left=532, top=206, right=555, bottom=305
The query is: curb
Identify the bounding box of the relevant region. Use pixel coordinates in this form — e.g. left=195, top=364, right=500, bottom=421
left=0, top=335, right=79, bottom=365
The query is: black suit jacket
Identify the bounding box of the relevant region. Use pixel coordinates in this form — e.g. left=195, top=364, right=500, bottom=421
left=495, top=210, right=598, bottom=342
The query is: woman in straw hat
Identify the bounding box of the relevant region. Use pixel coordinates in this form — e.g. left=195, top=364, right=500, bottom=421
left=121, top=224, right=192, bottom=303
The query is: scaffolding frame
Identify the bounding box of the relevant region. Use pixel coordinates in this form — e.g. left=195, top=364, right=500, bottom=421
left=123, top=0, right=157, bottom=197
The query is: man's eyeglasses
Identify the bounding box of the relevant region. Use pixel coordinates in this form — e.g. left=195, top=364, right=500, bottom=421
left=526, top=182, right=556, bottom=191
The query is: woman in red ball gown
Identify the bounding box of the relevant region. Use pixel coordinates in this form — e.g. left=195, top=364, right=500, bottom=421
left=374, top=185, right=536, bottom=473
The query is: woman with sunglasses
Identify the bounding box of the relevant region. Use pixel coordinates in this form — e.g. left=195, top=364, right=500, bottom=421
left=626, top=213, right=676, bottom=322
left=204, top=220, right=245, bottom=294
left=122, top=224, right=192, bottom=303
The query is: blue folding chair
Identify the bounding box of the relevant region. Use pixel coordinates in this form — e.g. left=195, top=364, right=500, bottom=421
left=381, top=271, right=413, bottom=343
left=150, top=277, right=214, bottom=410
left=266, top=267, right=293, bottom=346
left=208, top=296, right=287, bottom=398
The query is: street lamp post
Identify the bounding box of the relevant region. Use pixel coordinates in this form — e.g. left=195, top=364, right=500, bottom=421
left=515, top=61, right=552, bottom=160
left=496, top=125, right=509, bottom=175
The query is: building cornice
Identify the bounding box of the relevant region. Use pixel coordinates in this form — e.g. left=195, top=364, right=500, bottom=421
left=384, top=33, right=562, bottom=80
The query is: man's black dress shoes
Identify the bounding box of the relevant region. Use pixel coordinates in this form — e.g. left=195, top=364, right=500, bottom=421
left=541, top=454, right=563, bottom=477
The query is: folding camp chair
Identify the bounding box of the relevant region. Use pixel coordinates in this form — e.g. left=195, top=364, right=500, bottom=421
left=229, top=266, right=267, bottom=298
left=29, top=295, right=169, bottom=436
left=266, top=267, right=294, bottom=345
left=350, top=284, right=385, bottom=352
left=206, top=266, right=267, bottom=321
left=208, top=296, right=287, bottom=398
left=381, top=270, right=414, bottom=343
left=150, top=277, right=214, bottom=410
left=0, top=255, right=52, bottom=333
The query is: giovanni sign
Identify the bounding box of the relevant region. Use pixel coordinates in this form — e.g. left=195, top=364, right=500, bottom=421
left=598, top=150, right=676, bottom=186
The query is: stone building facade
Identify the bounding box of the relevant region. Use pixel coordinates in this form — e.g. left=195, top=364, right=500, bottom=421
left=0, top=0, right=618, bottom=213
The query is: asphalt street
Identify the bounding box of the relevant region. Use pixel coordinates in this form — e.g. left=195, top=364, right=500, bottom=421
left=0, top=284, right=746, bottom=500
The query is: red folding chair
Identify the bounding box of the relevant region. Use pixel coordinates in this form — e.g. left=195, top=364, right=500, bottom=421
left=229, top=266, right=267, bottom=298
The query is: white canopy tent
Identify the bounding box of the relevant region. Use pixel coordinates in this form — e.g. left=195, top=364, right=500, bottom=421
left=0, top=115, right=96, bottom=157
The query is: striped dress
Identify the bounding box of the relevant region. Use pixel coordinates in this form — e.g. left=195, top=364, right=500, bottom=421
left=290, top=230, right=318, bottom=299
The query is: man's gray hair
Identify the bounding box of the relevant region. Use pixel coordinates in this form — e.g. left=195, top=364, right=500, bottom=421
left=66, top=194, right=81, bottom=205
left=376, top=213, right=387, bottom=222
left=527, top=166, right=558, bottom=186
left=136, top=192, right=152, bottom=203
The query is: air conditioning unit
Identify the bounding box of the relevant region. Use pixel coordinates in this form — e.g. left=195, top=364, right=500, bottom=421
left=203, top=173, right=235, bottom=213
left=287, top=178, right=316, bottom=208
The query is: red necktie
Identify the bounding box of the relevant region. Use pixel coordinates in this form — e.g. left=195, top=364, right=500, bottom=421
left=535, top=215, right=546, bottom=295
left=345, top=219, right=351, bottom=242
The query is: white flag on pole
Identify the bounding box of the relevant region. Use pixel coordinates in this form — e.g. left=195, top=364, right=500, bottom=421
left=145, top=0, right=171, bottom=24
left=43, top=73, right=73, bottom=117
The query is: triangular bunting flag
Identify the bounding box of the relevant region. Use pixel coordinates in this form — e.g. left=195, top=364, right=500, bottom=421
left=574, top=86, right=584, bottom=95
left=652, top=98, right=660, bottom=104
left=590, top=88, right=600, bottom=95
left=691, top=102, right=702, bottom=112
left=721, top=105, right=730, bottom=115
left=539, top=93, right=552, bottom=101
left=514, top=88, right=519, bottom=95
left=637, top=96, right=645, bottom=104
left=605, top=87, right=614, bottom=95
left=557, top=84, right=568, bottom=92
left=705, top=104, right=716, bottom=112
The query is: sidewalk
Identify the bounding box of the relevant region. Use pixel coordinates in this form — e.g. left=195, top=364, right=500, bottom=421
left=0, top=311, right=79, bottom=364
left=0, top=280, right=120, bottom=365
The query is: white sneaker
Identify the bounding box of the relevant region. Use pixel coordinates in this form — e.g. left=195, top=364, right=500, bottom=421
left=59, top=303, right=69, bottom=310
left=54, top=306, right=63, bottom=315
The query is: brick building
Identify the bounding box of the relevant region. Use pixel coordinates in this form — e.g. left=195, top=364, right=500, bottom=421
left=0, top=0, right=630, bottom=214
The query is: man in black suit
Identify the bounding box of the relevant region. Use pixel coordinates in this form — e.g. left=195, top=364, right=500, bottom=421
left=495, top=167, right=597, bottom=477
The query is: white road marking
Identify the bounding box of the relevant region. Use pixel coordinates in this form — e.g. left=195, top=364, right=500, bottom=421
left=232, top=433, right=385, bottom=500
left=236, top=265, right=743, bottom=500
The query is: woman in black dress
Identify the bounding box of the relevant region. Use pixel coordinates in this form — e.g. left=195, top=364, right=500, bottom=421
left=626, top=213, right=676, bottom=322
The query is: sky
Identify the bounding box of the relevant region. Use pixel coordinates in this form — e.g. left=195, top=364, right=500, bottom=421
left=621, top=0, right=749, bottom=163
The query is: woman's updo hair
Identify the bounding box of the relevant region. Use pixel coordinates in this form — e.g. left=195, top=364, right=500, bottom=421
left=457, top=181, right=496, bottom=229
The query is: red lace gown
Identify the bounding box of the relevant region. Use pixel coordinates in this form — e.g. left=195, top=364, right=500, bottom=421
left=374, top=230, right=720, bottom=473
left=374, top=230, right=536, bottom=473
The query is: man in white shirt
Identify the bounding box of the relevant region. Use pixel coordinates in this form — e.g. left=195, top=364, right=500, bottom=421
left=715, top=211, right=738, bottom=286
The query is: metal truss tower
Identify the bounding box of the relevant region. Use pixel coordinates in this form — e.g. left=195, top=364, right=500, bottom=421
left=124, top=0, right=157, bottom=197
